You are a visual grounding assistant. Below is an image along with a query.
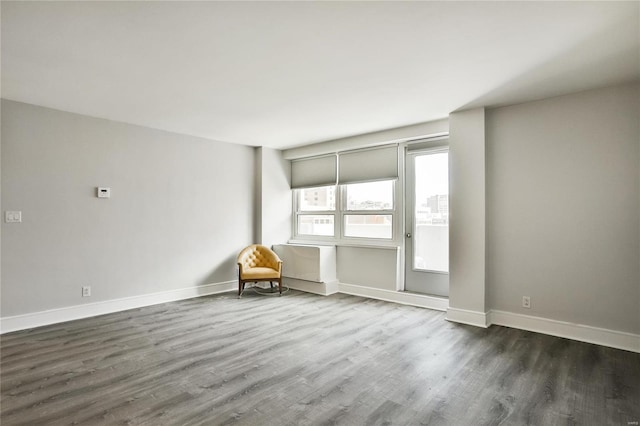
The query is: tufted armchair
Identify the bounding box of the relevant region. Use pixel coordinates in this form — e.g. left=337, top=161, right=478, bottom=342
left=237, top=244, right=283, bottom=297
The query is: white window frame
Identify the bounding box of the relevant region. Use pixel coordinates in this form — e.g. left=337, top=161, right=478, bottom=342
left=293, top=186, right=339, bottom=242
left=341, top=180, right=396, bottom=241
left=292, top=179, right=400, bottom=246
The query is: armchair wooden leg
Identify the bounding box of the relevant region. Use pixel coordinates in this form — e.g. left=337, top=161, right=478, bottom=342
left=278, top=279, right=282, bottom=295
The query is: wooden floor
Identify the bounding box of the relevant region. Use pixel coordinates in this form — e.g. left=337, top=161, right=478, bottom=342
left=1, top=290, right=639, bottom=426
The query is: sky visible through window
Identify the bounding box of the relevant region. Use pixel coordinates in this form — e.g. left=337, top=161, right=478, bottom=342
left=415, top=153, right=448, bottom=197
left=346, top=180, right=393, bottom=210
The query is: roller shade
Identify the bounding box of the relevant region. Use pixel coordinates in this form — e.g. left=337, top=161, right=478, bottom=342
left=291, top=154, right=337, bottom=189
left=338, top=145, right=398, bottom=184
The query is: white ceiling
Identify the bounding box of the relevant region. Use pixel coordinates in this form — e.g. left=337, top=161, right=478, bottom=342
left=2, top=1, right=638, bottom=149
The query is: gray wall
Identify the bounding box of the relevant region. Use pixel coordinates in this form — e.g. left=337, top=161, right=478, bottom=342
left=337, top=246, right=399, bottom=291
left=486, top=83, right=640, bottom=334
left=1, top=100, right=255, bottom=317
left=257, top=147, right=291, bottom=248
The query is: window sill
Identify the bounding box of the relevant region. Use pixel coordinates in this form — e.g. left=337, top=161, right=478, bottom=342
left=287, top=239, right=400, bottom=251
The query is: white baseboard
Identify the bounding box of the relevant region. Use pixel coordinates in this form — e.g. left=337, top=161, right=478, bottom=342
left=283, top=277, right=339, bottom=296
left=338, top=283, right=448, bottom=311
left=4, top=281, right=638, bottom=353
left=446, top=307, right=490, bottom=328
left=0, top=280, right=236, bottom=334
left=325, top=280, right=340, bottom=295
left=489, top=310, right=640, bottom=353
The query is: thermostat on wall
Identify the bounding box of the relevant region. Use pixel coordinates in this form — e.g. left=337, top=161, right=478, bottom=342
left=97, top=187, right=111, bottom=198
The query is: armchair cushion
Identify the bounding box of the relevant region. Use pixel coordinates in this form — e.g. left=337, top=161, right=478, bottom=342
left=240, top=267, right=281, bottom=280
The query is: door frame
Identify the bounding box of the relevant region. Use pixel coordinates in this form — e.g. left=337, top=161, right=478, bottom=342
left=403, top=140, right=450, bottom=296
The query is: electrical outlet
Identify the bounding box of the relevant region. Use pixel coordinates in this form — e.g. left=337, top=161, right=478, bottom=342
left=82, top=286, right=91, bottom=297
left=522, top=296, right=531, bottom=309
left=5, top=211, right=22, bottom=223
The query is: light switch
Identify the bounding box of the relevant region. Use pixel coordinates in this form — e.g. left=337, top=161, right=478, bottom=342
left=97, top=187, right=111, bottom=198
left=5, top=211, right=22, bottom=223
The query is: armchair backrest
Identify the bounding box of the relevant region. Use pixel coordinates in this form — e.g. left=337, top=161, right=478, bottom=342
left=237, top=245, right=282, bottom=271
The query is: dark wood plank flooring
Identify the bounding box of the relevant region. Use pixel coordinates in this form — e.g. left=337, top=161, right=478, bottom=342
left=1, top=290, right=639, bottom=425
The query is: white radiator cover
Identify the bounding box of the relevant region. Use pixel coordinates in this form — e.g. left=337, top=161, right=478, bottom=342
left=272, top=244, right=336, bottom=283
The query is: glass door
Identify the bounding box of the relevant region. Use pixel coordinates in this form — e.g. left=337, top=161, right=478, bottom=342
left=405, top=148, right=449, bottom=296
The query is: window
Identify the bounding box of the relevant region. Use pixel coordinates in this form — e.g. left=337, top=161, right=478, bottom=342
left=343, top=180, right=394, bottom=239
left=345, top=180, right=393, bottom=210
left=297, top=215, right=334, bottom=236
left=413, top=152, right=449, bottom=272
left=344, top=215, right=393, bottom=239
left=292, top=145, right=399, bottom=243
left=295, top=186, right=336, bottom=237
left=294, top=180, right=395, bottom=242
left=298, top=186, right=335, bottom=211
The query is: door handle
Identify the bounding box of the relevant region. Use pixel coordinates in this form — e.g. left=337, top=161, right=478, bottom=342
left=406, top=232, right=411, bottom=238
